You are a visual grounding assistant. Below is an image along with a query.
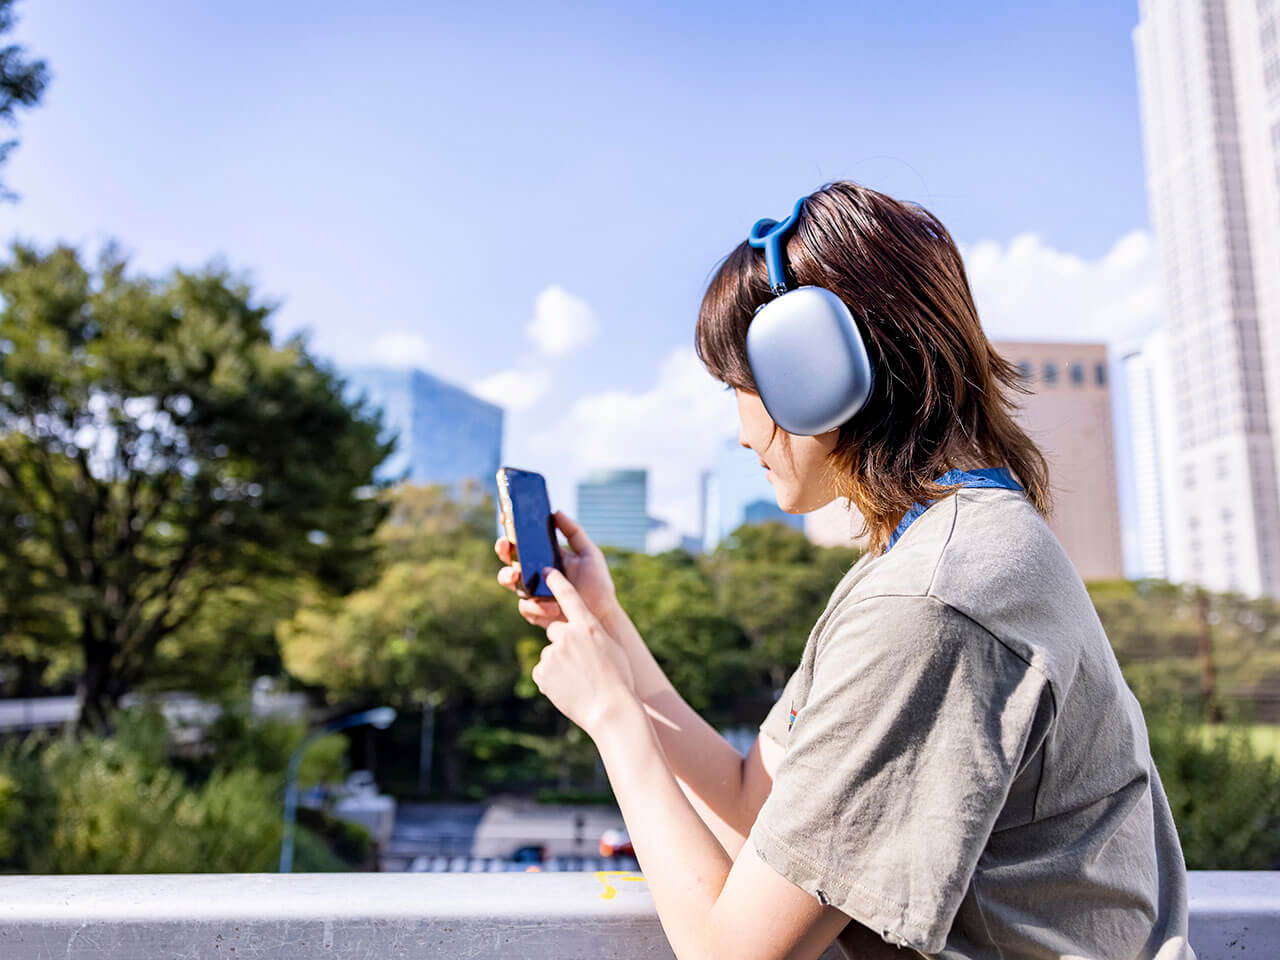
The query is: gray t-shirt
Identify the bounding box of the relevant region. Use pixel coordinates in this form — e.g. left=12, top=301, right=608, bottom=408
left=749, top=487, right=1195, bottom=960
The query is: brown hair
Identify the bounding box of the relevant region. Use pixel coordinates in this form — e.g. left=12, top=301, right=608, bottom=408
left=696, top=180, right=1051, bottom=553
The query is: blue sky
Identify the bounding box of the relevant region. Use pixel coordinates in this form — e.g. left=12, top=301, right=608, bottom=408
left=4, top=1, right=1155, bottom=562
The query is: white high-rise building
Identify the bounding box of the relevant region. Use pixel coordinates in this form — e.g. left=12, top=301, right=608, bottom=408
left=1122, top=329, right=1187, bottom=581
left=1134, top=0, right=1280, bottom=595
left=1227, top=0, right=1280, bottom=481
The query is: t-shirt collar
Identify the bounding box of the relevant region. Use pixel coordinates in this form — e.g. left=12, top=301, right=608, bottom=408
left=883, top=467, right=1023, bottom=553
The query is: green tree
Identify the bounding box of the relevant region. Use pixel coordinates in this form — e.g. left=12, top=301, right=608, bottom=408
left=280, top=488, right=540, bottom=798
left=0, top=243, right=392, bottom=728
left=0, top=0, right=49, bottom=200
left=0, top=706, right=361, bottom=873
left=609, top=547, right=753, bottom=724
left=708, top=523, right=858, bottom=695
left=374, top=479, right=497, bottom=568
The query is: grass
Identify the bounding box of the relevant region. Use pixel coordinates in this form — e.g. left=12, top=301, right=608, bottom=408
left=1192, top=723, right=1280, bottom=763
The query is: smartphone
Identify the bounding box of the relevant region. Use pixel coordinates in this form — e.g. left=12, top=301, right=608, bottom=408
left=496, top=467, right=565, bottom=599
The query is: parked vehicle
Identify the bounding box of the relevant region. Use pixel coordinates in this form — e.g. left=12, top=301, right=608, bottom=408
left=598, top=828, right=633, bottom=858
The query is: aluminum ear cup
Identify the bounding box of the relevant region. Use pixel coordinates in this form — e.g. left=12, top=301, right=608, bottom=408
left=745, top=285, right=874, bottom=436
left=745, top=196, right=876, bottom=435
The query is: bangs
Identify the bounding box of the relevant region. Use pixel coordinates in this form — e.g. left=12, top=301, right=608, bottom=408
left=694, top=240, right=772, bottom=390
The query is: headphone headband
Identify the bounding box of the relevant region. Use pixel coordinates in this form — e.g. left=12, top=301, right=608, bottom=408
left=747, top=197, right=806, bottom=296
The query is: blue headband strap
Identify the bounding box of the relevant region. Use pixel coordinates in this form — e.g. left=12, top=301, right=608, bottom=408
left=748, top=197, right=806, bottom=297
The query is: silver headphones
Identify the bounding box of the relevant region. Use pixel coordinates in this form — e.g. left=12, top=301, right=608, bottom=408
left=746, top=196, right=875, bottom=436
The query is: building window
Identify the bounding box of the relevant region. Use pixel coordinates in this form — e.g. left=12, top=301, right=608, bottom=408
left=1069, top=363, right=1085, bottom=386
left=1095, top=362, right=1107, bottom=386
left=1043, top=362, right=1058, bottom=385
left=1185, top=464, right=1196, bottom=489
left=1017, top=360, right=1032, bottom=382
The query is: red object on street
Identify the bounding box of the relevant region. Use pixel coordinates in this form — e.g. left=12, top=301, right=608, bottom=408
left=599, top=828, right=634, bottom=857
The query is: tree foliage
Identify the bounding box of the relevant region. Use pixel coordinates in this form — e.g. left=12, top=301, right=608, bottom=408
left=0, top=0, right=49, bottom=200
left=0, top=243, right=392, bottom=726
left=278, top=484, right=539, bottom=796
left=0, top=705, right=360, bottom=873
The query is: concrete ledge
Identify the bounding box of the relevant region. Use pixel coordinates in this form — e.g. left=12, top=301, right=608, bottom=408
left=0, top=871, right=1272, bottom=958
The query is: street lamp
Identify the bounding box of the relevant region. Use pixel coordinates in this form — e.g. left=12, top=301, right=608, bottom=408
left=279, top=706, right=397, bottom=873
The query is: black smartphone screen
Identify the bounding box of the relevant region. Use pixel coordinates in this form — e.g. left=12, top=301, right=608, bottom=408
left=502, top=468, right=564, bottom=598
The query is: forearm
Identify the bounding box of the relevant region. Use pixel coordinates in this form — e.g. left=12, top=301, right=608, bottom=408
left=600, top=604, right=755, bottom=856
left=600, top=602, right=674, bottom=701
left=594, top=696, right=731, bottom=960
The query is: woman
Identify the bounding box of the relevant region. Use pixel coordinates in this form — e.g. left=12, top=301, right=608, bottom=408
left=494, top=181, right=1194, bottom=960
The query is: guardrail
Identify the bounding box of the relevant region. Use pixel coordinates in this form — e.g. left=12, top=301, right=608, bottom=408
left=0, top=871, right=1272, bottom=958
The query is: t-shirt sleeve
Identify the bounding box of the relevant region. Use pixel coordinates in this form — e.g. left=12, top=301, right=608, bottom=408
left=758, top=669, right=800, bottom=748
left=747, top=594, right=1050, bottom=954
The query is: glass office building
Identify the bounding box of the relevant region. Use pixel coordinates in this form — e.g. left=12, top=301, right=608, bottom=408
left=577, top=469, right=649, bottom=551
left=342, top=365, right=503, bottom=505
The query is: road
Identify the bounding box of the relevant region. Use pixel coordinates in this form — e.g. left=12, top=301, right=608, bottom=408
left=380, top=800, right=638, bottom=873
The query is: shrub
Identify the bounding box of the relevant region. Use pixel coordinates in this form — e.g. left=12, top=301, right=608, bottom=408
left=0, top=705, right=359, bottom=873
left=1144, top=697, right=1280, bottom=869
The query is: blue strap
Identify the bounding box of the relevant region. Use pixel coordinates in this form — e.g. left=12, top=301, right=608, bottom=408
left=748, top=197, right=807, bottom=297
left=884, top=467, right=1023, bottom=552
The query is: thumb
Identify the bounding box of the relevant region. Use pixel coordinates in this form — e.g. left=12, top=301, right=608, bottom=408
left=541, top=567, right=592, bottom=623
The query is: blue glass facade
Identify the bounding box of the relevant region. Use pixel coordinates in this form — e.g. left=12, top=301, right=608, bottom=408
left=577, top=469, right=648, bottom=552
left=341, top=366, right=503, bottom=504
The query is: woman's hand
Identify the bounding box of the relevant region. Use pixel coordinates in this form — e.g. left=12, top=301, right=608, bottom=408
left=531, top=568, right=637, bottom=737
left=495, top=510, right=618, bottom=627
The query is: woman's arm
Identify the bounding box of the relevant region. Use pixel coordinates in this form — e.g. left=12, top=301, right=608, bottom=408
left=600, top=601, right=783, bottom=858
left=530, top=570, right=851, bottom=960
left=498, top=514, right=781, bottom=857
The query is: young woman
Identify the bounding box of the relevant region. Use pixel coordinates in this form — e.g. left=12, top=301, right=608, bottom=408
left=494, top=181, right=1195, bottom=960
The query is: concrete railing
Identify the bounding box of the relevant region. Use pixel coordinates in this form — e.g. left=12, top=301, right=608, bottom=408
left=0, top=871, right=1273, bottom=958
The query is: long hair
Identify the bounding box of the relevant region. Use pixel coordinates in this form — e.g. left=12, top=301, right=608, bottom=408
left=696, top=180, right=1051, bottom=553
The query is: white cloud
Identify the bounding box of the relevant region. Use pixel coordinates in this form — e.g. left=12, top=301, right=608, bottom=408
left=365, top=330, right=433, bottom=369
left=527, top=285, right=598, bottom=356
left=522, top=347, right=738, bottom=537
left=963, top=229, right=1161, bottom=345
left=469, top=368, right=552, bottom=412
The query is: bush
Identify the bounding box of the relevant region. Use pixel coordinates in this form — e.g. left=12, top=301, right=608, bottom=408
left=1144, top=697, right=1280, bottom=869
left=0, top=704, right=361, bottom=874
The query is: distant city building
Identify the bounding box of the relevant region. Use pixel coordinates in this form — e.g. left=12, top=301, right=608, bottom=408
left=341, top=366, right=503, bottom=505
left=743, top=498, right=794, bottom=526
left=804, top=497, right=863, bottom=549
left=679, top=534, right=704, bottom=554
left=1122, top=330, right=1186, bottom=581
left=577, top=469, right=648, bottom=551
left=702, top=438, right=803, bottom=552
left=996, top=342, right=1124, bottom=581
left=805, top=343, right=1124, bottom=582
left=1135, top=0, right=1280, bottom=595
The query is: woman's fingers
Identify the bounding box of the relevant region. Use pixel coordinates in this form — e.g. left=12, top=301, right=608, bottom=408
left=519, top=597, right=565, bottom=626
left=497, top=565, right=519, bottom=592
left=552, top=510, right=597, bottom=556
left=498, top=561, right=567, bottom=626
left=494, top=537, right=513, bottom=563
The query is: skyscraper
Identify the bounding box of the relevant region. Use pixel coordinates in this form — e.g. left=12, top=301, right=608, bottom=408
left=1135, top=0, right=1280, bottom=595
left=341, top=366, right=504, bottom=504
left=577, top=469, right=649, bottom=551
left=1123, top=331, right=1176, bottom=580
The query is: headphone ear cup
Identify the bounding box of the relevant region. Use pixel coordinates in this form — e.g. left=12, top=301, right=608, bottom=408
left=745, top=286, right=874, bottom=436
